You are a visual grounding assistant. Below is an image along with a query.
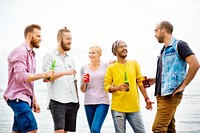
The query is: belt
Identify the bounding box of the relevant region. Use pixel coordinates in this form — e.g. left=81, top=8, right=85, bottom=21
left=15, top=98, right=20, bottom=102
left=8, top=98, right=22, bottom=103
left=8, top=98, right=32, bottom=108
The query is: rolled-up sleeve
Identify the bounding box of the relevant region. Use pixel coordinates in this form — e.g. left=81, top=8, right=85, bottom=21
left=135, top=61, right=143, bottom=87
left=10, top=51, right=29, bottom=83
left=42, top=53, right=53, bottom=73
left=80, top=66, right=85, bottom=85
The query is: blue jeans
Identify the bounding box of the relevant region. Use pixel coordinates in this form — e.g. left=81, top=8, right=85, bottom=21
left=85, top=104, right=109, bottom=133
left=111, top=110, right=146, bottom=133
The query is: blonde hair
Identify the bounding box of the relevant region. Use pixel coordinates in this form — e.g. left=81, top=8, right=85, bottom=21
left=89, top=45, right=102, bottom=56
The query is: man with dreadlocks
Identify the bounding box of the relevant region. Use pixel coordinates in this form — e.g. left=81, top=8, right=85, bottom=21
left=42, top=27, right=79, bottom=133
left=104, top=40, right=154, bottom=133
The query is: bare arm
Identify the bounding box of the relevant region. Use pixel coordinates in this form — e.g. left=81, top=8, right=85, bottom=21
left=108, top=84, right=128, bottom=93
left=138, top=85, right=149, bottom=99
left=80, top=82, right=87, bottom=92
left=147, top=78, right=156, bottom=86
left=43, top=69, right=76, bottom=82
left=172, top=54, right=199, bottom=97
left=139, top=85, right=154, bottom=110
left=27, top=70, right=54, bottom=82
left=32, top=94, right=40, bottom=113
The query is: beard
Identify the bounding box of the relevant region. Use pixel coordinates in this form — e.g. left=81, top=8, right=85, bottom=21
left=157, top=35, right=164, bottom=43
left=31, top=37, right=40, bottom=48
left=117, top=50, right=127, bottom=59
left=61, top=39, right=71, bottom=51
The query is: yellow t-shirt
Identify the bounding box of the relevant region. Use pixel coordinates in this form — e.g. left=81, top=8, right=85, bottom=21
left=104, top=60, right=144, bottom=112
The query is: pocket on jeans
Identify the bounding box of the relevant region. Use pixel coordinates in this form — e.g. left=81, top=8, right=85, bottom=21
left=17, top=111, right=33, bottom=131
left=49, top=99, right=57, bottom=110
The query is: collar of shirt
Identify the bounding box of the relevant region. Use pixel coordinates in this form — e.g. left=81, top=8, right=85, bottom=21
left=161, top=37, right=177, bottom=53
left=55, top=49, right=68, bottom=57
left=167, top=37, right=176, bottom=47
left=24, top=42, right=35, bottom=56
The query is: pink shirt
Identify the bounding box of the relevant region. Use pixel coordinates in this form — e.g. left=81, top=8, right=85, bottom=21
left=3, top=42, right=36, bottom=106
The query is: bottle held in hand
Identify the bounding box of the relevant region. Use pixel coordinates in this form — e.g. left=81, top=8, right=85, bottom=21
left=47, top=60, right=56, bottom=80
left=124, top=72, right=129, bottom=91
left=142, top=76, right=150, bottom=88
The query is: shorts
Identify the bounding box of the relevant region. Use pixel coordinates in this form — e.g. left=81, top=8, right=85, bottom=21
left=8, top=99, right=38, bottom=132
left=49, top=99, right=79, bottom=131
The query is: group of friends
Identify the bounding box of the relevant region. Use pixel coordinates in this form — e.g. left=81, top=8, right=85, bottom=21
left=3, top=21, right=200, bottom=133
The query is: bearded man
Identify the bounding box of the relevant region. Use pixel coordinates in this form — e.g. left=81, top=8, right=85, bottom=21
left=42, top=27, right=79, bottom=133
left=104, top=40, right=154, bottom=133
left=4, top=24, right=54, bottom=133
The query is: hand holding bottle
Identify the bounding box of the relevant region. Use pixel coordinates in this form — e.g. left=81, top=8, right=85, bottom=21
left=47, top=60, right=56, bottom=80
left=142, top=76, right=150, bottom=88
left=116, top=84, right=129, bottom=91
left=124, top=72, right=129, bottom=91
left=44, top=70, right=55, bottom=81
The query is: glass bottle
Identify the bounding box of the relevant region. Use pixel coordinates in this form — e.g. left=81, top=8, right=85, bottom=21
left=142, top=76, right=150, bottom=88
left=47, top=60, right=56, bottom=80
left=124, top=72, right=129, bottom=91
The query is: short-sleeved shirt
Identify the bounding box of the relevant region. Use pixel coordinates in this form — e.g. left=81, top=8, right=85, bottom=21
left=155, top=40, right=194, bottom=95
left=42, top=49, right=78, bottom=105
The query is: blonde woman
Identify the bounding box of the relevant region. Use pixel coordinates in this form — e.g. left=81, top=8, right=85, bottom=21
left=80, top=45, right=110, bottom=133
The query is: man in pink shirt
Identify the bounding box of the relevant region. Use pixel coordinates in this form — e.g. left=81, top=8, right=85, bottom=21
left=3, top=24, right=54, bottom=133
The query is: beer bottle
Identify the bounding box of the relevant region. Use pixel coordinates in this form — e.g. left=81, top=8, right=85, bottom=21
left=124, top=72, right=129, bottom=91
left=142, top=76, right=150, bottom=88
left=47, top=60, right=56, bottom=80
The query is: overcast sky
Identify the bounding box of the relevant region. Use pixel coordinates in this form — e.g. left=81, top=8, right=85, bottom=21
left=0, top=0, right=200, bottom=88
left=1, top=0, right=200, bottom=54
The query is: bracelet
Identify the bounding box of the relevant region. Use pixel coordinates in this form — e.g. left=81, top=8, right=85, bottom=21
left=145, top=97, right=150, bottom=102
